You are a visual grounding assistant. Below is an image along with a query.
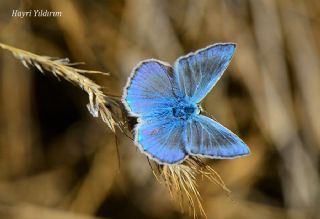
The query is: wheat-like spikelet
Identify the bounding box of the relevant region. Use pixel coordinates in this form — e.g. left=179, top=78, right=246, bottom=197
left=158, top=158, right=230, bottom=218
left=0, top=42, right=117, bottom=132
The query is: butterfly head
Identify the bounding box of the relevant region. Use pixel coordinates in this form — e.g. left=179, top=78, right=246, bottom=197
left=198, top=104, right=204, bottom=113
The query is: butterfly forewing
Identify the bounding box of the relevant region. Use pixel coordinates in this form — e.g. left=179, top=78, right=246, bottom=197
left=174, top=43, right=236, bottom=103
left=124, top=60, right=178, bottom=119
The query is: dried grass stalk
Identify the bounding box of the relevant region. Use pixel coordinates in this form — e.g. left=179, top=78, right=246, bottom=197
left=0, top=42, right=116, bottom=132
left=158, top=158, right=230, bottom=218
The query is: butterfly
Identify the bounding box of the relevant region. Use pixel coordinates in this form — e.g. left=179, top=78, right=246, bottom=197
left=122, top=43, right=250, bottom=165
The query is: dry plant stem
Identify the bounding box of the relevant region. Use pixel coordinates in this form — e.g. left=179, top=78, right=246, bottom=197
left=160, top=159, right=230, bottom=218
left=0, top=42, right=116, bottom=132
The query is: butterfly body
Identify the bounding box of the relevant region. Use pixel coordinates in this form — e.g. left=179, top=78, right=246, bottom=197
left=171, top=100, right=199, bottom=120
left=123, top=43, right=250, bottom=165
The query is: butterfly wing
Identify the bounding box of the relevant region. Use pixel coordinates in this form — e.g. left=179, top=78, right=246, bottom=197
left=123, top=45, right=247, bottom=164
left=124, top=60, right=187, bottom=164
left=123, top=59, right=178, bottom=119
left=174, top=43, right=236, bottom=103
left=185, top=115, right=250, bottom=158
left=136, top=118, right=187, bottom=164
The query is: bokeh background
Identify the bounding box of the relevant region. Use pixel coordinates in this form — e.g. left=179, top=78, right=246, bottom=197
left=1, top=0, right=320, bottom=219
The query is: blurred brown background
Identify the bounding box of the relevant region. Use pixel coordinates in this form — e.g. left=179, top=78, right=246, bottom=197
left=0, top=0, right=320, bottom=219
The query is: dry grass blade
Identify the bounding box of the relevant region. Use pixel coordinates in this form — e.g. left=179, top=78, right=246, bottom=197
left=0, top=42, right=116, bottom=132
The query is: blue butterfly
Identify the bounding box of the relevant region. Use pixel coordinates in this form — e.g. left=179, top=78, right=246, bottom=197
left=123, top=43, right=250, bottom=165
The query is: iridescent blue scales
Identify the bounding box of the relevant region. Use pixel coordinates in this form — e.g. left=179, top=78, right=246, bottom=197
left=123, top=43, right=250, bottom=164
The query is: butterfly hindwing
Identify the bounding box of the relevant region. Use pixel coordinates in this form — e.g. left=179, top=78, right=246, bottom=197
left=136, top=118, right=187, bottom=164
left=174, top=43, right=236, bottom=103
left=185, top=115, right=250, bottom=158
